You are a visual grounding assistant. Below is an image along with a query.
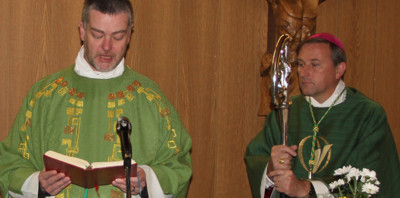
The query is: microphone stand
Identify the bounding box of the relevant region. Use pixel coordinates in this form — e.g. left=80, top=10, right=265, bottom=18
left=124, top=151, right=132, bottom=198
left=116, top=117, right=133, bottom=198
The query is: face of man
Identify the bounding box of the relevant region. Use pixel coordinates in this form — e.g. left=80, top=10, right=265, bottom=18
left=297, top=43, right=346, bottom=103
left=79, top=9, right=132, bottom=72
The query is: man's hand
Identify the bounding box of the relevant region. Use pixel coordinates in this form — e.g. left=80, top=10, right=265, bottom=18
left=268, top=169, right=311, bottom=197
left=112, top=167, right=146, bottom=195
left=267, top=145, right=311, bottom=197
left=268, top=145, right=298, bottom=173
left=38, top=168, right=71, bottom=195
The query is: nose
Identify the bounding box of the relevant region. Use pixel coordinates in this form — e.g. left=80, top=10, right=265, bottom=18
left=102, top=37, right=112, bottom=52
left=298, top=65, right=310, bottom=78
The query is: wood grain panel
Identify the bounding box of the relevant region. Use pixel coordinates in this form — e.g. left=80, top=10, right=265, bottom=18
left=317, top=0, right=400, bottom=156
left=178, top=0, right=220, bottom=197
left=337, top=0, right=376, bottom=96
left=0, top=0, right=11, bottom=141
left=48, top=0, right=83, bottom=72
left=216, top=0, right=265, bottom=197
left=375, top=0, right=400, bottom=154
left=316, top=0, right=338, bottom=34
left=7, top=1, right=49, bottom=138
left=0, top=2, right=82, bottom=195
left=127, top=0, right=179, bottom=103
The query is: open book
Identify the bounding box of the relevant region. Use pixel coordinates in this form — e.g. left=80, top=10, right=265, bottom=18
left=43, top=150, right=137, bottom=188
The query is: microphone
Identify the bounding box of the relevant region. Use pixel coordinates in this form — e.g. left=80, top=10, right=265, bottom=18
left=116, top=116, right=132, bottom=159
left=116, top=116, right=133, bottom=198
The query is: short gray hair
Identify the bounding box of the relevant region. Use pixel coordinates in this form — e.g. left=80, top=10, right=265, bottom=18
left=81, top=0, right=134, bottom=28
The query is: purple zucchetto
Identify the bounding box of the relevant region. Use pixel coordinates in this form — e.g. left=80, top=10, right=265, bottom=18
left=308, top=33, right=345, bottom=52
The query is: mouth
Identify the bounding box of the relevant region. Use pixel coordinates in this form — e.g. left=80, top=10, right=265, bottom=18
left=300, top=80, right=313, bottom=86
left=99, top=55, right=113, bottom=63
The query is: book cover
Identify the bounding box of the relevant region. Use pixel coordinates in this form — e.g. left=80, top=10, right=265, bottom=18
left=43, top=150, right=137, bottom=188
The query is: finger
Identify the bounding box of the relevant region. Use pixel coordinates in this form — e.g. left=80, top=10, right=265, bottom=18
left=113, top=178, right=133, bottom=193
left=129, top=178, right=141, bottom=195
left=130, top=176, right=146, bottom=190
left=267, top=169, right=281, bottom=178
left=47, top=173, right=67, bottom=186
left=131, top=184, right=138, bottom=195
left=39, top=170, right=58, bottom=181
left=268, top=169, right=291, bottom=178
left=113, top=178, right=138, bottom=194
left=40, top=172, right=66, bottom=191
left=47, top=177, right=71, bottom=195
left=271, top=146, right=293, bottom=162
left=282, top=146, right=297, bottom=157
left=278, top=157, right=293, bottom=166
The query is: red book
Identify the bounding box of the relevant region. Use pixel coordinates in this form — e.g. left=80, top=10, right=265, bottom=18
left=43, top=150, right=137, bottom=188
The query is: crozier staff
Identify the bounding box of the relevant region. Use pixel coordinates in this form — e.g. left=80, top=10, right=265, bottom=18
left=0, top=0, right=192, bottom=197
left=245, top=33, right=400, bottom=197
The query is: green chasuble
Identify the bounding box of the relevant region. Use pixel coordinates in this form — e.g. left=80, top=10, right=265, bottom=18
left=0, top=66, right=192, bottom=198
left=245, top=87, right=400, bottom=197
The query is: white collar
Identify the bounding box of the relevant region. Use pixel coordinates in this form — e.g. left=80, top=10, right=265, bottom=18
left=306, top=80, right=347, bottom=107
left=74, top=46, right=125, bottom=79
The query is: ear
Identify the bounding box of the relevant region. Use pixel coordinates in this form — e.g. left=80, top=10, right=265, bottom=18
left=335, top=62, right=346, bottom=79
left=79, top=22, right=86, bottom=42
left=126, top=25, right=134, bottom=44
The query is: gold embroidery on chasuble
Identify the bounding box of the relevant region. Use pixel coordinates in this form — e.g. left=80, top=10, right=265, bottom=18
left=298, top=135, right=332, bottom=174
left=110, top=189, right=124, bottom=198
left=55, top=78, right=86, bottom=198
left=55, top=193, right=65, bottom=198
left=133, top=80, right=180, bottom=154
left=18, top=78, right=64, bottom=159
left=107, top=86, right=135, bottom=161
left=51, top=78, right=85, bottom=157
left=56, top=185, right=72, bottom=198
left=106, top=88, right=129, bottom=161
left=18, top=135, right=30, bottom=159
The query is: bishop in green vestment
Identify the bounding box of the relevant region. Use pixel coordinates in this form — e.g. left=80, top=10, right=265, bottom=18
left=245, top=33, right=400, bottom=197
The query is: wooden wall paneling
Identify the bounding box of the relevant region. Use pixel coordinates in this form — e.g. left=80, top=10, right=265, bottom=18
left=336, top=0, right=376, bottom=96
left=317, top=0, right=400, bottom=156
left=49, top=0, right=83, bottom=72
left=316, top=0, right=338, bottom=34
left=178, top=0, right=220, bottom=197
left=217, top=0, right=265, bottom=197
left=33, top=0, right=51, bottom=80
left=375, top=0, right=400, bottom=154
left=0, top=1, right=84, bottom=141
left=6, top=1, right=48, bottom=140
left=128, top=0, right=180, bottom=102
left=0, top=0, right=11, bottom=141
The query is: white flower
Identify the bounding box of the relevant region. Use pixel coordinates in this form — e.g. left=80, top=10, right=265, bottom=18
left=361, top=168, right=377, bottom=182
left=334, top=165, right=353, bottom=176
left=331, top=165, right=380, bottom=197
left=346, top=167, right=361, bottom=181
left=362, top=182, right=379, bottom=195
left=329, top=179, right=345, bottom=190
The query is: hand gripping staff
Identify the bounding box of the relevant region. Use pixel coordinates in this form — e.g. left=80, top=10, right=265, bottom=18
left=270, top=34, right=292, bottom=198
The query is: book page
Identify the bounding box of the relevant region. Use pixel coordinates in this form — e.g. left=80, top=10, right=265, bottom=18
left=45, top=151, right=90, bottom=169
left=91, top=160, right=136, bottom=169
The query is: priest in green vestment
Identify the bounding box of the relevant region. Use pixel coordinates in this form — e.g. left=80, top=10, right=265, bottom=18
left=0, top=0, right=192, bottom=197
left=245, top=33, right=400, bottom=197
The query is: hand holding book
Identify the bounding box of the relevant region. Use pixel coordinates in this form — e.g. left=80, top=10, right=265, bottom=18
left=43, top=150, right=137, bottom=188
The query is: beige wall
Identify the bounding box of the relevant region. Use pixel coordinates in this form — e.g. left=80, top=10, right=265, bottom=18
left=0, top=0, right=399, bottom=197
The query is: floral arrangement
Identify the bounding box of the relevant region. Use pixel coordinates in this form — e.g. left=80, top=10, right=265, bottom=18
left=329, top=165, right=380, bottom=197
